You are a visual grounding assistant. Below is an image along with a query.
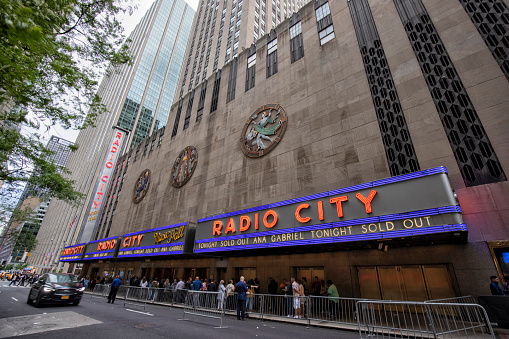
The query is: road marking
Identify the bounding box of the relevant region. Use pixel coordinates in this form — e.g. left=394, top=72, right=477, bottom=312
left=126, top=308, right=154, bottom=316
left=0, top=311, right=101, bottom=338
left=11, top=297, right=18, bottom=302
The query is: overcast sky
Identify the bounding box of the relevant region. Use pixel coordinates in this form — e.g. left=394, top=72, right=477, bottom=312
left=42, top=0, right=199, bottom=144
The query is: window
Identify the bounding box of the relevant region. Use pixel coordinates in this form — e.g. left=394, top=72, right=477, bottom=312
left=226, top=58, right=238, bottom=102
left=210, top=70, right=221, bottom=113
left=172, top=99, right=184, bottom=137
left=319, top=25, right=335, bottom=45
left=267, top=37, right=278, bottom=77
left=196, top=80, right=207, bottom=122
left=246, top=53, right=256, bottom=91
left=183, top=90, right=195, bottom=130
left=315, top=2, right=335, bottom=45
left=290, top=21, right=304, bottom=63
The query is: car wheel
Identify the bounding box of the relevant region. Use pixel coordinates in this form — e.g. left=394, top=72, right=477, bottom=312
left=26, top=292, right=33, bottom=305
left=34, top=292, right=43, bottom=308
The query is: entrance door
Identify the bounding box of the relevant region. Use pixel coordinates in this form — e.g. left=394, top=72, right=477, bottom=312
left=296, top=267, right=324, bottom=293
left=358, top=265, right=455, bottom=301
left=238, top=268, right=256, bottom=281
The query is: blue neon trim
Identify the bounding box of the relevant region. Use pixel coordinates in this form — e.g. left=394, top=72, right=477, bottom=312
left=196, top=205, right=461, bottom=244
left=83, top=255, right=114, bottom=260
left=123, top=222, right=187, bottom=237
left=84, top=250, right=115, bottom=255
left=118, top=251, right=183, bottom=258
left=197, top=167, right=449, bottom=222
left=119, top=241, right=184, bottom=252
left=87, top=236, right=118, bottom=244
left=194, top=223, right=467, bottom=253
left=63, top=243, right=86, bottom=249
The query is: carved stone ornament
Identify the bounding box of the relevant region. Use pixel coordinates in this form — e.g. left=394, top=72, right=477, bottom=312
left=171, top=146, right=198, bottom=188
left=240, top=103, right=288, bottom=158
left=133, top=169, right=151, bottom=204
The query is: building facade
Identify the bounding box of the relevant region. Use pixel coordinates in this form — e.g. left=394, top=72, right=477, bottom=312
left=52, top=0, right=508, bottom=299
left=175, top=0, right=309, bottom=101
left=28, top=0, right=195, bottom=273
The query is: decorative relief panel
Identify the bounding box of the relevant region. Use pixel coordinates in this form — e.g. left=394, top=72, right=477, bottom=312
left=171, top=146, right=198, bottom=188
left=133, top=169, right=151, bottom=204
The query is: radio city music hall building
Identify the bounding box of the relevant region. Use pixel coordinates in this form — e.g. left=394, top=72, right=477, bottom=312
left=60, top=0, right=509, bottom=300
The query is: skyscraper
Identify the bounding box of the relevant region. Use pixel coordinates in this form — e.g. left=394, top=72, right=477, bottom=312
left=0, top=136, right=73, bottom=264
left=175, top=0, right=309, bottom=100
left=28, top=0, right=194, bottom=273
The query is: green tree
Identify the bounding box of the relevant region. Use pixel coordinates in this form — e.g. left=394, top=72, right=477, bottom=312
left=0, top=0, right=132, bottom=205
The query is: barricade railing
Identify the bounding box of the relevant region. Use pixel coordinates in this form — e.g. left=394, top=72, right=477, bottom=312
left=356, top=300, right=495, bottom=339
left=123, top=286, right=152, bottom=310
left=179, top=290, right=227, bottom=328
left=91, top=284, right=110, bottom=301
left=425, top=296, right=477, bottom=304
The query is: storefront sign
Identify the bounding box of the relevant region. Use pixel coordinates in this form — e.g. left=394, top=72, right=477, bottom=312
left=118, top=223, right=187, bottom=258
left=59, top=243, right=86, bottom=262
left=194, top=167, right=466, bottom=253
left=83, top=236, right=119, bottom=260
left=79, top=126, right=129, bottom=242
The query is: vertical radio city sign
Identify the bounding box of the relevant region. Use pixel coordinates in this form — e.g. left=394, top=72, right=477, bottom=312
left=80, top=126, right=129, bottom=242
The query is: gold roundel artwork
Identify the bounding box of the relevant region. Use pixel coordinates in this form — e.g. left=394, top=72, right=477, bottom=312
left=133, top=169, right=151, bottom=204
left=240, top=103, right=288, bottom=158
left=171, top=146, right=198, bottom=188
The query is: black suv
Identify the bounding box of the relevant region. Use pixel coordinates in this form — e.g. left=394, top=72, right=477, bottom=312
left=27, top=273, right=84, bottom=307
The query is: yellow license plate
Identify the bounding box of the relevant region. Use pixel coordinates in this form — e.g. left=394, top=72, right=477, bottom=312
left=61, top=296, right=70, bottom=299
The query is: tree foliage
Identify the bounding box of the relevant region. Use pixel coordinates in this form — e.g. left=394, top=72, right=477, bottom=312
left=0, top=0, right=132, bottom=204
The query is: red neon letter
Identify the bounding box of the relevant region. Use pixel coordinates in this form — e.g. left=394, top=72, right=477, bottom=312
left=101, top=175, right=108, bottom=182
left=213, top=221, right=223, bottom=236
left=111, top=146, right=118, bottom=153
left=116, top=132, right=122, bottom=138
left=106, top=161, right=113, bottom=168
left=317, top=201, right=324, bottom=221
left=93, top=201, right=101, bottom=209
left=295, top=204, right=311, bottom=223
left=225, top=218, right=236, bottom=234
left=239, top=216, right=250, bottom=232
left=356, top=190, right=377, bottom=214
left=330, top=196, right=348, bottom=218
left=255, top=213, right=259, bottom=230
left=123, top=237, right=130, bottom=248
left=263, top=210, right=278, bottom=228
left=137, top=234, right=143, bottom=246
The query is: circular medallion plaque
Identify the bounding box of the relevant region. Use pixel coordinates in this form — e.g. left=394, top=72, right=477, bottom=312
left=171, top=146, right=198, bottom=188
left=133, top=169, right=151, bottom=204
left=240, top=103, right=288, bottom=158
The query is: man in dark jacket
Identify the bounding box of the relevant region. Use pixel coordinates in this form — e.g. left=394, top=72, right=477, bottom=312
left=490, top=276, right=505, bottom=295
left=236, top=276, right=248, bottom=320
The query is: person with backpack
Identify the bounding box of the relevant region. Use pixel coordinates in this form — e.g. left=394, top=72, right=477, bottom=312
left=284, top=279, right=293, bottom=317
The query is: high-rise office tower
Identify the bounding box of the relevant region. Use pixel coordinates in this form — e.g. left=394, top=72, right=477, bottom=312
left=28, top=0, right=194, bottom=273
left=176, top=0, right=309, bottom=99
left=0, top=136, right=73, bottom=264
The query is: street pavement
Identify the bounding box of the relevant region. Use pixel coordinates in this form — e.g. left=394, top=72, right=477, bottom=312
left=0, top=281, right=359, bottom=338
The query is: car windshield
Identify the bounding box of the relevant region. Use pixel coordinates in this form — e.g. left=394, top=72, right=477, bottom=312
left=47, top=274, right=79, bottom=283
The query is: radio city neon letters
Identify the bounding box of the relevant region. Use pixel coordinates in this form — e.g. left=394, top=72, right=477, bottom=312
left=61, top=245, right=84, bottom=256
left=92, top=132, right=123, bottom=209
left=211, top=190, right=377, bottom=236
left=123, top=234, right=144, bottom=248
left=97, top=239, right=116, bottom=251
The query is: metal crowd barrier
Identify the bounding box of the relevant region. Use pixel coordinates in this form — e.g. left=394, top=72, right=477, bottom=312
left=180, top=290, right=227, bottom=328
left=425, top=296, right=477, bottom=304
left=91, top=284, right=110, bottom=301
left=356, top=300, right=495, bottom=339
left=123, top=286, right=152, bottom=310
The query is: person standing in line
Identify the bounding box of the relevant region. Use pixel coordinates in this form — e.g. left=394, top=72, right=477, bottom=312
left=176, top=278, right=185, bottom=303
left=490, top=275, right=505, bottom=295
left=107, top=275, right=122, bottom=304
left=326, top=280, right=339, bottom=319
left=217, top=280, right=226, bottom=310
left=236, top=276, right=248, bottom=320
left=226, top=279, right=235, bottom=310
left=292, top=277, right=302, bottom=319
left=284, top=279, right=294, bottom=317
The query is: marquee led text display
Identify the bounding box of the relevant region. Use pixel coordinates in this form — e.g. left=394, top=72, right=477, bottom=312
left=59, top=243, right=86, bottom=262
left=194, top=167, right=466, bottom=253
left=83, top=236, right=118, bottom=260
left=118, top=223, right=187, bottom=258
